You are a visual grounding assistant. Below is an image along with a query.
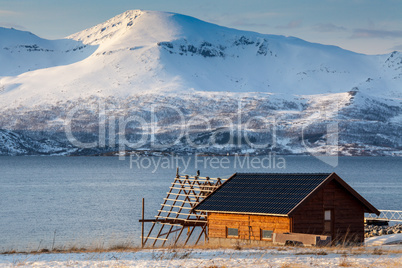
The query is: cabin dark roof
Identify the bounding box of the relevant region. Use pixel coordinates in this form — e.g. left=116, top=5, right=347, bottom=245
left=193, top=172, right=380, bottom=216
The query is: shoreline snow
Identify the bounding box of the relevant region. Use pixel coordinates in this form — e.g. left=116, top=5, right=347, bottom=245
left=1, top=245, right=402, bottom=268
left=365, top=233, right=402, bottom=246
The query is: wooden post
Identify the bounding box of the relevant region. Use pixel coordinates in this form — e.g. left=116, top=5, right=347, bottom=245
left=141, top=198, right=145, bottom=248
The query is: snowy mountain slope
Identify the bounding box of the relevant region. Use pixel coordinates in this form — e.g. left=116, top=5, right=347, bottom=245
left=0, top=129, right=77, bottom=155
left=0, top=10, right=401, bottom=156
left=1, top=10, right=401, bottom=108
left=0, top=27, right=97, bottom=77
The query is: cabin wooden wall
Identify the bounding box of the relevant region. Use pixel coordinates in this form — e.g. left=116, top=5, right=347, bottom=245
left=291, top=180, right=365, bottom=243
left=208, top=212, right=290, bottom=240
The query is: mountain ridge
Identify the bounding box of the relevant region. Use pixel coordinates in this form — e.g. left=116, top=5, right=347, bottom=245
left=0, top=10, right=401, bottom=156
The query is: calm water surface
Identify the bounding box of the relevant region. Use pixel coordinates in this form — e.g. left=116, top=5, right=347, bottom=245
left=0, top=156, right=401, bottom=251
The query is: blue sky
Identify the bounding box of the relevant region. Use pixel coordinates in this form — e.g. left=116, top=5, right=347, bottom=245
left=1, top=0, right=402, bottom=55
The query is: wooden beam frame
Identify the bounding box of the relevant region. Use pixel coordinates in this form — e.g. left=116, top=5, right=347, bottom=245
left=140, top=171, right=225, bottom=247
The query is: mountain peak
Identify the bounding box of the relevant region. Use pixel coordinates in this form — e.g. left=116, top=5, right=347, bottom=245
left=0, top=27, right=43, bottom=47
left=0, top=10, right=401, bottom=156
left=67, top=10, right=145, bottom=45
left=1, top=9, right=401, bottom=105
left=67, top=10, right=243, bottom=47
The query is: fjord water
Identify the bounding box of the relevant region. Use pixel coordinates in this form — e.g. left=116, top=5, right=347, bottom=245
left=0, top=156, right=401, bottom=252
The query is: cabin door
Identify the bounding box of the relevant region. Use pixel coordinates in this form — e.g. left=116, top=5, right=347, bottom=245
left=324, top=209, right=333, bottom=237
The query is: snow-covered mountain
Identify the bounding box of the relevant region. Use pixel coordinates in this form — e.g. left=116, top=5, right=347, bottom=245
left=0, top=10, right=401, bottom=156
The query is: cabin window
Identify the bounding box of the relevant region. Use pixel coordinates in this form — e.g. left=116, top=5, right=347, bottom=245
left=227, top=227, right=238, bottom=237
left=324, top=209, right=333, bottom=234
left=261, top=229, right=273, bottom=239
left=325, top=210, right=331, bottom=221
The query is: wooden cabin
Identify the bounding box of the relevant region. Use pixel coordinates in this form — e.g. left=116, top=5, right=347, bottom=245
left=193, top=172, right=380, bottom=245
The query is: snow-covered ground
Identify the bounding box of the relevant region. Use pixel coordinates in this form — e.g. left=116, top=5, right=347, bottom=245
left=2, top=234, right=402, bottom=267
left=1, top=246, right=402, bottom=268
left=365, top=233, right=402, bottom=246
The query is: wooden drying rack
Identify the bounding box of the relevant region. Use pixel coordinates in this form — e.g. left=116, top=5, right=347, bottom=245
left=139, top=169, right=225, bottom=247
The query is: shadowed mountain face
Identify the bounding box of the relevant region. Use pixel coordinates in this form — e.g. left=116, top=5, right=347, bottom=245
left=0, top=10, right=401, bottom=156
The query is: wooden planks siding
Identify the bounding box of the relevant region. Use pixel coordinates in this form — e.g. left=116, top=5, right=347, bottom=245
left=292, top=180, right=365, bottom=243
left=208, top=212, right=291, bottom=240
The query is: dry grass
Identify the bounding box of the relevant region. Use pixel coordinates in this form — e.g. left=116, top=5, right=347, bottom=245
left=338, top=256, right=353, bottom=267
left=3, top=242, right=402, bottom=268
left=280, top=263, right=307, bottom=268
left=150, top=247, right=194, bottom=262
left=369, top=257, right=402, bottom=267
left=2, top=239, right=402, bottom=258
left=1, top=243, right=141, bottom=255
left=295, top=249, right=328, bottom=256
left=372, top=247, right=383, bottom=255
